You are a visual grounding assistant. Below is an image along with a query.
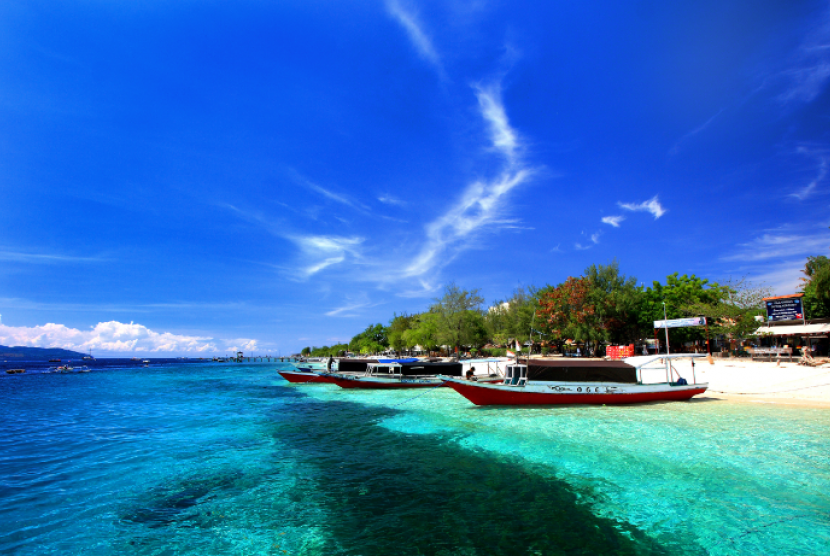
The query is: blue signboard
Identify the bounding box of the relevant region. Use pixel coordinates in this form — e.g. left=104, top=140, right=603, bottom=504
left=765, top=297, right=804, bottom=322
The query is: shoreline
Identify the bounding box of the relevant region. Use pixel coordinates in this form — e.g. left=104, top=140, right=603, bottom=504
left=525, top=354, right=830, bottom=408
left=693, top=358, right=830, bottom=408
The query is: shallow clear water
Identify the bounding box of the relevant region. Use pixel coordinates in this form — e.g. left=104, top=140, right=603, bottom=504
left=1, top=363, right=828, bottom=555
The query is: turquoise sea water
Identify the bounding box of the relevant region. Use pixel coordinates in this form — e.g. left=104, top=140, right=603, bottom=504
left=1, top=362, right=828, bottom=555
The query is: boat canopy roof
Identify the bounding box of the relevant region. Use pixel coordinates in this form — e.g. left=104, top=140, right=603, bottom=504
left=336, top=358, right=375, bottom=374
left=371, top=361, right=464, bottom=377
left=518, top=358, right=638, bottom=384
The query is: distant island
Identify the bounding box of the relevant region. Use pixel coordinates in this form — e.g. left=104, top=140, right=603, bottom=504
left=0, top=345, right=88, bottom=361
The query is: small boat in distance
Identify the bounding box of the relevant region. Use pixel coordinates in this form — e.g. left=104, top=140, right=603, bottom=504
left=442, top=355, right=708, bottom=406
left=5, top=369, right=25, bottom=374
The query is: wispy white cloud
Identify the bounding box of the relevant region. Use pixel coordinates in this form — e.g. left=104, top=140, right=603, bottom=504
left=722, top=228, right=829, bottom=262
left=790, top=147, right=828, bottom=200
left=404, top=169, right=532, bottom=277
left=743, top=261, right=805, bottom=297
left=219, top=82, right=534, bottom=294
left=474, top=83, right=519, bottom=162
left=402, top=82, right=534, bottom=280
left=0, top=321, right=257, bottom=354
left=590, top=232, right=601, bottom=244
left=378, top=194, right=405, bottom=206
left=325, top=300, right=376, bottom=317
left=0, top=250, right=110, bottom=264
left=775, top=8, right=830, bottom=104
left=289, top=170, right=369, bottom=212
left=601, top=215, right=625, bottom=227
left=574, top=242, right=592, bottom=251
left=669, top=109, right=724, bottom=155
left=618, top=195, right=666, bottom=219
left=290, top=235, right=364, bottom=278
left=396, top=279, right=441, bottom=298
left=216, top=202, right=365, bottom=280
left=385, top=0, right=444, bottom=76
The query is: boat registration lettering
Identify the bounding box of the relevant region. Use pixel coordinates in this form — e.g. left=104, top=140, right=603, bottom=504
left=548, top=386, right=574, bottom=392
left=547, top=386, right=622, bottom=393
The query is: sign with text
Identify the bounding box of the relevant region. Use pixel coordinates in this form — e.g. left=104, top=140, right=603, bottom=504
left=653, top=317, right=707, bottom=329
left=765, top=297, right=804, bottom=322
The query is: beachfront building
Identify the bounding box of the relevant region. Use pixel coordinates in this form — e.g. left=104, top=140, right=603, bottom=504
left=755, top=320, right=830, bottom=357
left=751, top=293, right=828, bottom=357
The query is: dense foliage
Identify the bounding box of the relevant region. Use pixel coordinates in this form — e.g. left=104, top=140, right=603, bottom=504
left=298, top=248, right=827, bottom=356
left=801, top=255, right=830, bottom=319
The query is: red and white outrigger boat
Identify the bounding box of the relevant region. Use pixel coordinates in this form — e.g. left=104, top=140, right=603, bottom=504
left=442, top=354, right=708, bottom=406
left=278, top=358, right=374, bottom=384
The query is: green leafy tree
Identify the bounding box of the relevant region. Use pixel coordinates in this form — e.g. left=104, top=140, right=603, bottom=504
left=584, top=261, right=642, bottom=345
left=638, top=273, right=722, bottom=345
left=537, top=263, right=642, bottom=354
left=388, top=313, right=417, bottom=352
left=683, top=278, right=770, bottom=345
left=301, top=346, right=311, bottom=356
left=485, top=286, right=539, bottom=346
left=431, top=282, right=485, bottom=353
left=460, top=311, right=489, bottom=350
left=402, top=312, right=441, bottom=354
left=801, top=255, right=830, bottom=318
left=309, top=343, right=349, bottom=357
left=349, top=323, right=389, bottom=355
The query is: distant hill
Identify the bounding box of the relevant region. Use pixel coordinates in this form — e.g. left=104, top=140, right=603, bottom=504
left=0, top=345, right=88, bottom=360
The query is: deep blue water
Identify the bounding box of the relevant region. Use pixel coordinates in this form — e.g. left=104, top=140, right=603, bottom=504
left=1, top=363, right=829, bottom=555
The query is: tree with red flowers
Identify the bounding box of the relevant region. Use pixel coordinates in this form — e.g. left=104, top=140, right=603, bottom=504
left=536, top=276, right=600, bottom=349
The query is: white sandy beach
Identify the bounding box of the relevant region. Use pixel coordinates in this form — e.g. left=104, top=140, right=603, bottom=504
left=691, top=358, right=830, bottom=408
left=530, top=355, right=830, bottom=407
left=626, top=355, right=830, bottom=407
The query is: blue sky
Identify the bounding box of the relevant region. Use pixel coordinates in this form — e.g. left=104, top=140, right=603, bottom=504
left=1, top=0, right=829, bottom=355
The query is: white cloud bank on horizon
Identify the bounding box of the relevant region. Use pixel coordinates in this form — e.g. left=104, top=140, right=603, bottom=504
left=0, top=321, right=258, bottom=354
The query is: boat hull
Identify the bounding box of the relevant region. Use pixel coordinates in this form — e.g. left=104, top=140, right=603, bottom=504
left=330, top=375, right=448, bottom=389
left=278, top=370, right=337, bottom=384
left=444, top=379, right=708, bottom=406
